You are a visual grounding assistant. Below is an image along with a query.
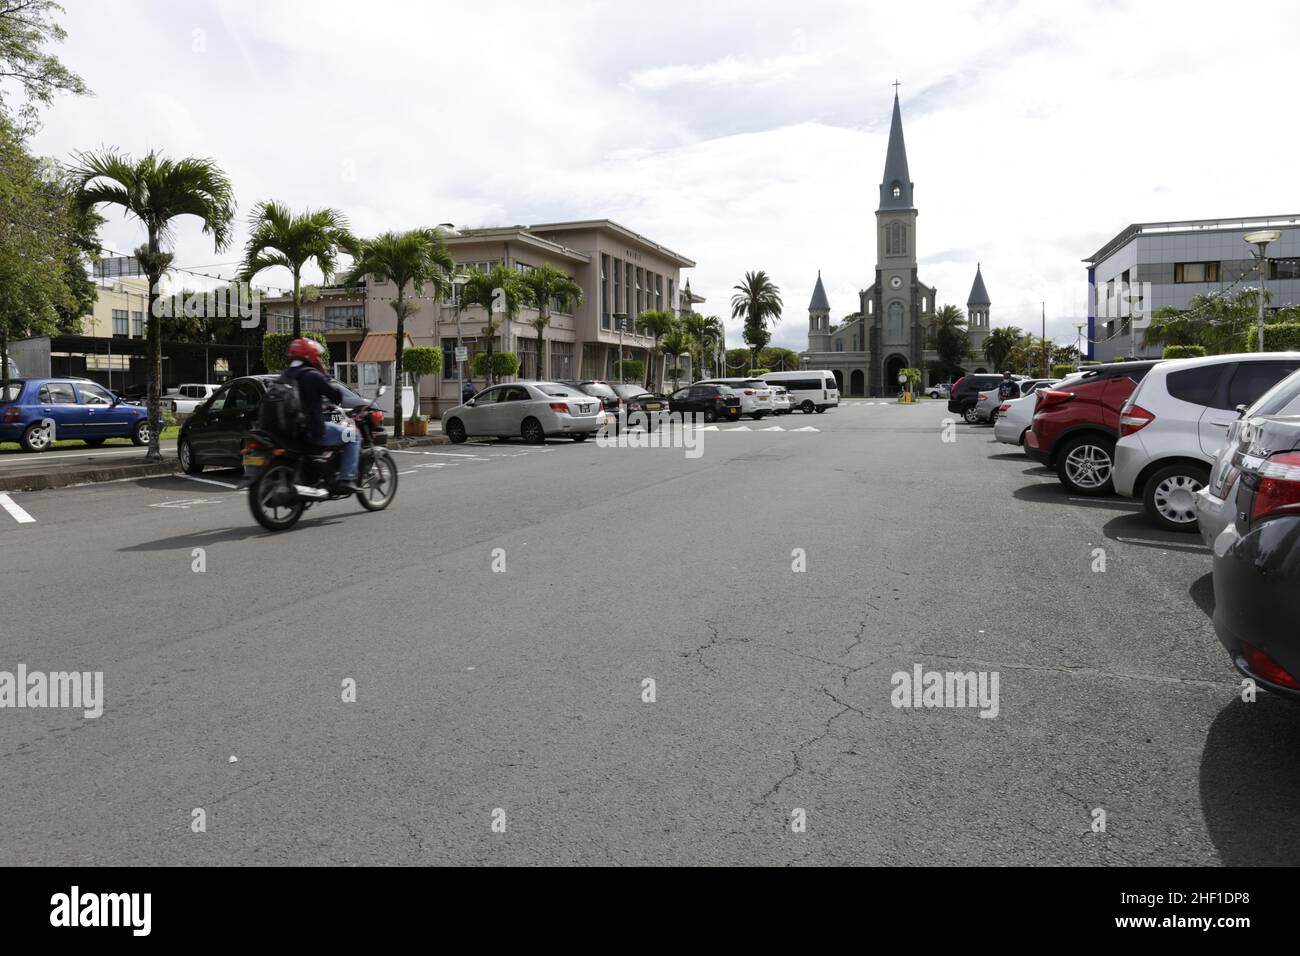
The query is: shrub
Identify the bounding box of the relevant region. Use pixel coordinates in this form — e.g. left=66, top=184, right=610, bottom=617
left=1242, top=322, right=1300, bottom=352
left=262, top=331, right=330, bottom=372
left=1162, top=345, right=1206, bottom=359
left=748, top=368, right=771, bottom=376
left=1051, top=363, right=1075, bottom=378
left=1079, top=359, right=1100, bottom=366
left=471, top=351, right=520, bottom=380
left=402, top=346, right=443, bottom=378
left=612, top=359, right=644, bottom=382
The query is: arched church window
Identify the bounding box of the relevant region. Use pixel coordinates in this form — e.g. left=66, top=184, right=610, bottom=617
left=887, top=302, right=904, bottom=340
left=891, top=183, right=901, bottom=199
left=886, top=222, right=908, bottom=256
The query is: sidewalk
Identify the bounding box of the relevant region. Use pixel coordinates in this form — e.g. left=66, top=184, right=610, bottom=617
left=0, top=434, right=447, bottom=493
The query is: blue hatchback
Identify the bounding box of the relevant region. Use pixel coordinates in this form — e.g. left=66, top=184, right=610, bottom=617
left=0, top=378, right=152, bottom=452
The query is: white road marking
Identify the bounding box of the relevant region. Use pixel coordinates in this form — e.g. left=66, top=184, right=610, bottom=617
left=790, top=426, right=820, bottom=432
left=150, top=498, right=221, bottom=509
left=180, top=475, right=240, bottom=489
left=0, top=493, right=35, bottom=524
left=399, top=470, right=418, bottom=475
left=728, top=425, right=752, bottom=431
left=1113, top=535, right=1209, bottom=551
left=761, top=425, right=785, bottom=431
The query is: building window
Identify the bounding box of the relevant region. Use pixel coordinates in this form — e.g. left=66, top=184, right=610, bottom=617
left=613, top=259, right=622, bottom=326
left=886, top=221, right=908, bottom=256
left=887, top=302, right=905, bottom=340
left=668, top=278, right=675, bottom=313
left=1174, top=261, right=1220, bottom=283
left=835, top=339, right=843, bottom=352
left=516, top=337, right=538, bottom=378
left=131, top=311, right=142, bottom=337
left=891, top=182, right=901, bottom=199
left=550, top=341, right=574, bottom=380
left=1270, top=259, right=1300, bottom=281
left=112, top=309, right=128, bottom=336
left=601, top=254, right=610, bottom=326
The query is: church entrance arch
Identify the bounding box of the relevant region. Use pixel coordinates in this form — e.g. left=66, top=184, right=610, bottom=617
left=849, top=369, right=865, bottom=396
left=832, top=369, right=845, bottom=393
left=884, top=353, right=908, bottom=394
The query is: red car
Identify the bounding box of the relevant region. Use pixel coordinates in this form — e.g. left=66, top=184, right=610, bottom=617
left=1024, top=361, right=1159, bottom=495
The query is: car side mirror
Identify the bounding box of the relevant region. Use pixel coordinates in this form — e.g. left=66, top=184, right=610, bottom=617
left=466, top=399, right=476, bottom=407
left=1235, top=403, right=1249, bottom=418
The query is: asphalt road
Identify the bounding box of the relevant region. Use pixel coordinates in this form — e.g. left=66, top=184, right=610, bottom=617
left=0, top=401, right=1294, bottom=866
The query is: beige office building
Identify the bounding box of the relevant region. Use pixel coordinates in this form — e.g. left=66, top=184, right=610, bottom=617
left=259, top=219, right=696, bottom=416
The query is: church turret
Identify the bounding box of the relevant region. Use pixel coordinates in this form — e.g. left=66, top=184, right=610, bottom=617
left=878, top=92, right=914, bottom=211
left=808, top=270, right=832, bottom=352
left=966, top=262, right=991, bottom=354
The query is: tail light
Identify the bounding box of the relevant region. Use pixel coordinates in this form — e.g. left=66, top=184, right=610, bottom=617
left=369, top=410, right=384, bottom=428
left=743, top=389, right=755, bottom=395
left=977, top=392, right=989, bottom=401
left=1036, top=389, right=1075, bottom=409
left=1119, top=404, right=1155, bottom=437
left=1250, top=451, right=1300, bottom=522
left=3, top=407, right=19, bottom=422
left=241, top=438, right=259, bottom=454
left=1240, top=640, right=1300, bottom=690
left=997, top=404, right=1011, bottom=413
left=549, top=403, right=570, bottom=413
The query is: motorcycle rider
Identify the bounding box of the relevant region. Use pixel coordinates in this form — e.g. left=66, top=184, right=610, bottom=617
left=284, top=338, right=361, bottom=493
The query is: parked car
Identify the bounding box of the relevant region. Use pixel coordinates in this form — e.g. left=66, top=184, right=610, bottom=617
left=1024, top=360, right=1160, bottom=495
left=948, top=374, right=1005, bottom=423
left=974, top=378, right=1057, bottom=423
left=0, top=378, right=151, bottom=452
left=667, top=383, right=742, bottom=422
left=1196, top=367, right=1300, bottom=547
left=1211, top=412, right=1300, bottom=695
left=993, top=375, right=1085, bottom=447
left=167, top=383, right=220, bottom=420
left=611, top=383, right=669, bottom=429
left=178, top=374, right=368, bottom=473
left=1113, top=353, right=1300, bottom=531
left=443, top=381, right=604, bottom=444
left=759, top=370, right=839, bottom=413
left=770, top=385, right=792, bottom=415
left=694, top=378, right=774, bottom=419
left=559, top=380, right=620, bottom=429
left=925, top=383, right=950, bottom=399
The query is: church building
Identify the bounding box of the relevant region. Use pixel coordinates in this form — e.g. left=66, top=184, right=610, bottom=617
left=802, top=92, right=992, bottom=396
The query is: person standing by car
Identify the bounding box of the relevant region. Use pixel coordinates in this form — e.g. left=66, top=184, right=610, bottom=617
left=283, top=338, right=361, bottom=492
left=461, top=378, right=477, bottom=403
left=997, top=371, right=1021, bottom=401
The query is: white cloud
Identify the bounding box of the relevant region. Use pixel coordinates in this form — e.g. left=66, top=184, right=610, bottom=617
left=32, top=0, right=1300, bottom=349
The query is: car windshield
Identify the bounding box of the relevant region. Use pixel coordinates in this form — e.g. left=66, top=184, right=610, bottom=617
left=538, top=384, right=582, bottom=397
left=0, top=381, right=22, bottom=402
left=577, top=382, right=617, bottom=398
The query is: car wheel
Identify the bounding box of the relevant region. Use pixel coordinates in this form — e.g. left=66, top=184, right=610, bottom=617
left=962, top=406, right=980, bottom=424
left=131, top=419, right=150, bottom=446
left=572, top=433, right=589, bottom=442
left=815, top=406, right=826, bottom=414
left=1144, top=463, right=1209, bottom=532
left=989, top=410, right=999, bottom=425
left=1018, top=428, right=1029, bottom=446
left=801, top=401, right=815, bottom=414
left=445, top=418, right=467, bottom=443
left=704, top=407, right=717, bottom=423
left=752, top=412, right=766, bottom=420
left=1057, top=434, right=1116, bottom=496
left=178, top=437, right=203, bottom=474
left=20, top=421, right=52, bottom=452
left=521, top=417, right=545, bottom=444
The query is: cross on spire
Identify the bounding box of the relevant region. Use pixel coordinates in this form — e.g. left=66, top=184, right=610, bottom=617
left=892, top=79, right=901, bottom=94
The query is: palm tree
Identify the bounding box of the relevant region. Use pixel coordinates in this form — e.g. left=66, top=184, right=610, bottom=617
left=240, top=201, right=353, bottom=338
left=635, top=309, right=678, bottom=390
left=982, top=326, right=1021, bottom=371
left=702, top=315, right=725, bottom=378
left=659, top=328, right=689, bottom=391
left=459, top=264, right=525, bottom=386
left=731, top=270, right=782, bottom=369
left=344, top=228, right=453, bottom=437
left=71, top=149, right=235, bottom=461
left=680, top=312, right=710, bottom=381
left=518, top=264, right=583, bottom=380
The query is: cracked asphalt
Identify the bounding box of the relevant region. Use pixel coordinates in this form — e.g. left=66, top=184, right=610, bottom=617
left=1, top=401, right=1296, bottom=865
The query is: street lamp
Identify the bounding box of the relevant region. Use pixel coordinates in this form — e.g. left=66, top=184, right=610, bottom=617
left=452, top=272, right=469, bottom=393
left=1245, top=230, right=1282, bottom=352
left=1073, top=321, right=1086, bottom=363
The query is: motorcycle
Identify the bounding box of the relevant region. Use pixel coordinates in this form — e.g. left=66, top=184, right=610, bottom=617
left=241, top=387, right=398, bottom=532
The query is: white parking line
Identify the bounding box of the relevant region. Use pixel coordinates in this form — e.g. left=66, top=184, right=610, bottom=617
left=0, top=493, right=35, bottom=524
left=180, top=475, right=240, bottom=490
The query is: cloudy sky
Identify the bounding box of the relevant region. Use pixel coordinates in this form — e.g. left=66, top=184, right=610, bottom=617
left=27, top=0, right=1300, bottom=350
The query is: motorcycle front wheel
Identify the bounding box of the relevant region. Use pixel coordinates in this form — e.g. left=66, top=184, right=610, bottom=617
left=249, top=462, right=306, bottom=531
left=356, top=449, right=398, bottom=512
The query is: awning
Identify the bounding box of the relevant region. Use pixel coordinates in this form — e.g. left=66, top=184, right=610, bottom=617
left=353, top=332, right=416, bottom=363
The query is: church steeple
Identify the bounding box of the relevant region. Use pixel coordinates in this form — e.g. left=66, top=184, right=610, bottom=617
left=809, top=270, right=830, bottom=312
left=878, top=92, right=914, bottom=211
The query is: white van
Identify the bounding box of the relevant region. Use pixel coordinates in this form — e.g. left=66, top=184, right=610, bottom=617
left=760, top=370, right=839, bottom=414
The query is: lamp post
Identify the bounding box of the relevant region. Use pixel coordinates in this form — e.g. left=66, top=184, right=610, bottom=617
left=1074, top=321, right=1086, bottom=365
left=452, top=272, right=469, bottom=394
left=1245, top=230, right=1282, bottom=352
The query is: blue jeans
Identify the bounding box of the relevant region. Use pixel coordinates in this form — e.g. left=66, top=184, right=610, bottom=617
left=319, top=421, right=360, bottom=481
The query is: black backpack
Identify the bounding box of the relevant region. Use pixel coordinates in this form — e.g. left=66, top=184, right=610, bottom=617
left=259, top=371, right=307, bottom=437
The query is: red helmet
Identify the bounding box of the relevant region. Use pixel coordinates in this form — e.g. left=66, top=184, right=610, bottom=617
left=288, top=337, right=324, bottom=370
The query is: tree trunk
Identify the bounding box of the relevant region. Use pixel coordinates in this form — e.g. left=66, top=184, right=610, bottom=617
left=536, top=310, right=547, bottom=380
left=1, top=322, right=9, bottom=402
left=393, top=290, right=404, bottom=439
left=292, top=269, right=302, bottom=339
left=146, top=232, right=162, bottom=462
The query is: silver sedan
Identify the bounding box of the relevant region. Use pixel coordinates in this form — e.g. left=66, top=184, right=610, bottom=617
left=442, top=381, right=605, bottom=444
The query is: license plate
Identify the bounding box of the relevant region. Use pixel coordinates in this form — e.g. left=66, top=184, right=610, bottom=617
left=757, top=396, right=768, bottom=401
left=646, top=403, right=662, bottom=410
left=244, top=455, right=267, bottom=467
left=579, top=403, right=591, bottom=413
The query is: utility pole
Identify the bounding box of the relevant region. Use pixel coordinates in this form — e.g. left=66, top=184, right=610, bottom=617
left=1041, top=302, right=1048, bottom=376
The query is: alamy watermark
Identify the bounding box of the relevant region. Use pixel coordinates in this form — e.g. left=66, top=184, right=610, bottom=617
left=595, top=410, right=705, bottom=459
left=0, top=664, right=103, bottom=718
left=890, top=663, right=999, bottom=718
left=1095, top=279, right=1153, bottom=331
left=150, top=281, right=260, bottom=328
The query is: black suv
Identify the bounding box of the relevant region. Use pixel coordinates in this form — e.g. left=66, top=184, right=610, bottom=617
left=667, top=383, right=741, bottom=422
left=948, top=374, right=1005, bottom=422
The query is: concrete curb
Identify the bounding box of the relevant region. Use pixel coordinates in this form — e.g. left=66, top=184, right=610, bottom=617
left=0, top=461, right=179, bottom=493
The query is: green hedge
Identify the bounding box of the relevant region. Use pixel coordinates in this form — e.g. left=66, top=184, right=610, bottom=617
left=1242, top=322, right=1300, bottom=352
left=402, top=346, right=443, bottom=377
left=1051, top=363, right=1075, bottom=378
left=748, top=368, right=771, bottom=376
left=1162, top=345, right=1206, bottom=359
left=613, top=359, right=644, bottom=381
left=262, top=331, right=330, bottom=372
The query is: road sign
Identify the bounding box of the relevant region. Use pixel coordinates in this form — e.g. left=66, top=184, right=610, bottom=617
left=455, top=347, right=468, bottom=362
left=898, top=373, right=907, bottom=384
